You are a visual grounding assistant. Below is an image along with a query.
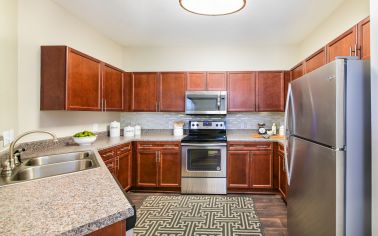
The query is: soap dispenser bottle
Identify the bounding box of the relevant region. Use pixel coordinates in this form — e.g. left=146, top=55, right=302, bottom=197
left=271, top=123, right=277, bottom=135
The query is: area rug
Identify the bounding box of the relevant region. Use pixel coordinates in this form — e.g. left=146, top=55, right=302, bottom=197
left=134, top=195, right=263, bottom=236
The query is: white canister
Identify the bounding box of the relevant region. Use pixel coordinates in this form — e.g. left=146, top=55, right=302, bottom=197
left=124, top=126, right=135, bottom=137
left=174, top=128, right=184, bottom=136
left=279, top=125, right=285, bottom=136
left=134, top=125, right=141, bottom=136
left=109, top=121, right=120, bottom=138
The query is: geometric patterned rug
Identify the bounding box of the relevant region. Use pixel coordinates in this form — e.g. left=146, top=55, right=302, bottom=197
left=134, top=195, right=263, bottom=236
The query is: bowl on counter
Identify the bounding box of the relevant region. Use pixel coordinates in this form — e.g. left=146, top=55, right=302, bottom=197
left=72, top=136, right=97, bottom=146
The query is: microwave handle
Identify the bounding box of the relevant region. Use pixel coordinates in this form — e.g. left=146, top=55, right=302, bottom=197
left=217, top=95, right=221, bottom=110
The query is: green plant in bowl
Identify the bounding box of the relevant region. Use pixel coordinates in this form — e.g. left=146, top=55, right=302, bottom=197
left=73, top=131, right=96, bottom=138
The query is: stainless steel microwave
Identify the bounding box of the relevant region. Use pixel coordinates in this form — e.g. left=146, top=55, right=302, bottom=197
left=185, top=91, right=227, bottom=115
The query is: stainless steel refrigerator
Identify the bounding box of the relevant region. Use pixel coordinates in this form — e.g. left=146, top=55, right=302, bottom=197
left=285, top=57, right=371, bottom=236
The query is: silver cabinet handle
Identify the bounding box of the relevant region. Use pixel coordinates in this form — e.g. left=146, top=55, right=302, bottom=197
left=181, top=143, right=227, bottom=146
left=104, top=99, right=107, bottom=112
left=354, top=44, right=358, bottom=57
left=350, top=46, right=353, bottom=56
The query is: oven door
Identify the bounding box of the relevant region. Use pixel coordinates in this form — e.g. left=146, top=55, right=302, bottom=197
left=181, top=143, right=227, bottom=178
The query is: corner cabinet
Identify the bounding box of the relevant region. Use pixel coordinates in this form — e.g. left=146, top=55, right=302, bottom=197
left=135, top=142, right=181, bottom=190
left=41, top=46, right=124, bottom=111
left=227, top=142, right=273, bottom=192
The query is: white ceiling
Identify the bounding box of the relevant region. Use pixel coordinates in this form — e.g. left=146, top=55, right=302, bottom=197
left=53, top=0, right=345, bottom=47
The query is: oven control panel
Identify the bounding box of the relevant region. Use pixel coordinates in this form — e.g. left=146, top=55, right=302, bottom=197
left=189, top=121, right=226, bottom=130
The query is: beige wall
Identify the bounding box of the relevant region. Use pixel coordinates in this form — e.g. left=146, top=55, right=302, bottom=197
left=16, top=0, right=124, bottom=141
left=298, top=0, right=369, bottom=62
left=123, top=45, right=299, bottom=72
left=0, top=0, right=18, bottom=147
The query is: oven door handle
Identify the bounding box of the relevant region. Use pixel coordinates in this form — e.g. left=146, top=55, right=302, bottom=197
left=181, top=143, right=227, bottom=146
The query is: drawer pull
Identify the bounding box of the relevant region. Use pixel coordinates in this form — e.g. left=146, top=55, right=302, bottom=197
left=119, top=147, right=130, bottom=152
left=101, top=152, right=114, bottom=157
left=141, top=144, right=153, bottom=147
left=164, top=145, right=176, bottom=148
left=256, top=145, right=269, bottom=148
left=231, top=145, right=245, bottom=148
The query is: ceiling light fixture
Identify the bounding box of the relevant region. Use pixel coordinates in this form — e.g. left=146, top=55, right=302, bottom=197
left=179, top=0, right=246, bottom=16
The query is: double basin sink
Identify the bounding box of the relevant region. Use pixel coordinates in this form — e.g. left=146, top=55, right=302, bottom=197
left=0, top=151, right=100, bottom=186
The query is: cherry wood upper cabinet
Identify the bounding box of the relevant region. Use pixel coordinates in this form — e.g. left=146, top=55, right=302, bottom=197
left=228, top=72, right=256, bottom=112
left=102, top=64, right=124, bottom=111
left=207, top=72, right=227, bottom=90
left=291, top=62, right=304, bottom=81
left=187, top=72, right=207, bottom=91
left=327, top=26, right=357, bottom=62
left=304, top=47, right=327, bottom=74
left=358, top=17, right=370, bottom=60
left=159, top=72, right=186, bottom=112
left=256, top=71, right=285, bottom=112
left=41, top=46, right=124, bottom=111
left=132, top=72, right=158, bottom=112
left=123, top=72, right=132, bottom=112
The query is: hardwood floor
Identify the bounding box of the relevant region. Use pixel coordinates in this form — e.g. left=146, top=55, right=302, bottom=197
left=126, top=192, right=287, bottom=236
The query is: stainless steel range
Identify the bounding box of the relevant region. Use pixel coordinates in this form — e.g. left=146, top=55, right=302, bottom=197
left=181, top=120, right=227, bottom=194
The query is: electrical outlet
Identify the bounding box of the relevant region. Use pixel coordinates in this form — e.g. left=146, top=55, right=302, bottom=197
left=9, top=129, right=14, bottom=142
left=92, top=124, right=99, bottom=133
left=3, top=130, right=10, bottom=146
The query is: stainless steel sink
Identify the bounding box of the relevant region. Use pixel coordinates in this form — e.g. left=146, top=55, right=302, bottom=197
left=24, top=152, right=90, bottom=166
left=0, top=151, right=99, bottom=186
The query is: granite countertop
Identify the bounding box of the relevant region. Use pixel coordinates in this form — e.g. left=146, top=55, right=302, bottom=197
left=227, top=130, right=287, bottom=145
left=0, top=130, right=285, bottom=236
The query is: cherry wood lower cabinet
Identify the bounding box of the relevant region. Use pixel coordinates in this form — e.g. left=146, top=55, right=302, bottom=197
left=88, top=220, right=126, bottom=236
left=99, top=143, right=132, bottom=191
left=136, top=142, right=181, bottom=189
left=277, top=143, right=288, bottom=202
left=227, top=142, right=273, bottom=192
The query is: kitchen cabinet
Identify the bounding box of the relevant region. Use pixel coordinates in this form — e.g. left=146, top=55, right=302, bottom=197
left=136, top=142, right=181, bottom=189
left=187, top=72, right=207, bottom=90
left=88, top=220, right=126, bottom=236
left=132, top=72, right=158, bottom=111
left=227, top=142, right=273, bottom=191
left=277, top=143, right=288, bottom=201
left=41, top=46, right=124, bottom=111
left=305, top=47, right=327, bottom=74
left=326, top=26, right=357, bottom=62
left=159, top=72, right=186, bottom=112
left=103, top=64, right=124, bottom=111
left=187, top=72, right=227, bottom=91
left=99, top=143, right=132, bottom=191
left=227, top=72, right=256, bottom=112
left=357, top=17, right=370, bottom=60
left=256, top=71, right=285, bottom=112
left=123, top=72, right=132, bottom=112
left=291, top=62, right=304, bottom=81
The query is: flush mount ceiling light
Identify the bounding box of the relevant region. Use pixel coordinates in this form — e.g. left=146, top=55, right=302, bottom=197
left=179, top=0, right=246, bottom=16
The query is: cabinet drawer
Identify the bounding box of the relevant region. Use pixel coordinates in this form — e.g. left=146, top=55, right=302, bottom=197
left=115, top=143, right=132, bottom=155
left=98, top=148, right=116, bottom=161
left=137, top=142, right=180, bottom=150
left=104, top=158, right=117, bottom=176
left=228, top=142, right=272, bottom=151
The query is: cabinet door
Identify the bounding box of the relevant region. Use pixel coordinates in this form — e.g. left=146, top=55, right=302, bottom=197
left=132, top=72, right=158, bottom=111
left=250, top=151, right=273, bottom=189
left=227, top=151, right=250, bottom=189
left=327, top=26, right=357, bottom=62
left=136, top=150, right=158, bottom=187
left=103, top=64, right=124, bottom=111
left=291, top=62, right=304, bottom=81
left=256, top=71, right=284, bottom=112
left=117, top=151, right=132, bottom=191
left=358, top=17, right=370, bottom=60
left=207, top=72, right=227, bottom=90
left=124, top=72, right=132, bottom=112
left=228, top=72, right=256, bottom=112
left=305, top=47, right=326, bottom=74
left=159, top=72, right=186, bottom=112
left=278, top=152, right=288, bottom=200
left=67, top=49, right=102, bottom=111
left=187, top=72, right=207, bottom=91
left=158, top=150, right=181, bottom=187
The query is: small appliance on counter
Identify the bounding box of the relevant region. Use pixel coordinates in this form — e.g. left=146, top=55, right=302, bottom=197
left=124, top=126, right=135, bottom=137
left=134, top=125, right=141, bottom=136
left=109, top=121, right=121, bottom=138
left=257, top=123, right=267, bottom=134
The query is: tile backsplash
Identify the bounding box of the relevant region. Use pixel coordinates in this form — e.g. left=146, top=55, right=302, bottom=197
left=121, top=112, right=284, bottom=130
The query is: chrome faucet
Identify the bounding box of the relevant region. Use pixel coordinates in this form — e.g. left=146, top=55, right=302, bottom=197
left=1, top=130, right=58, bottom=176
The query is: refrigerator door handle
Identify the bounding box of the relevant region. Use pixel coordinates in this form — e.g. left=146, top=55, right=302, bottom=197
left=284, top=84, right=295, bottom=185
left=285, top=139, right=295, bottom=186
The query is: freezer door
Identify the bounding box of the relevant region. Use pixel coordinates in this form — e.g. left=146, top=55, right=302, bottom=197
left=289, top=59, right=345, bottom=148
left=288, top=137, right=344, bottom=236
